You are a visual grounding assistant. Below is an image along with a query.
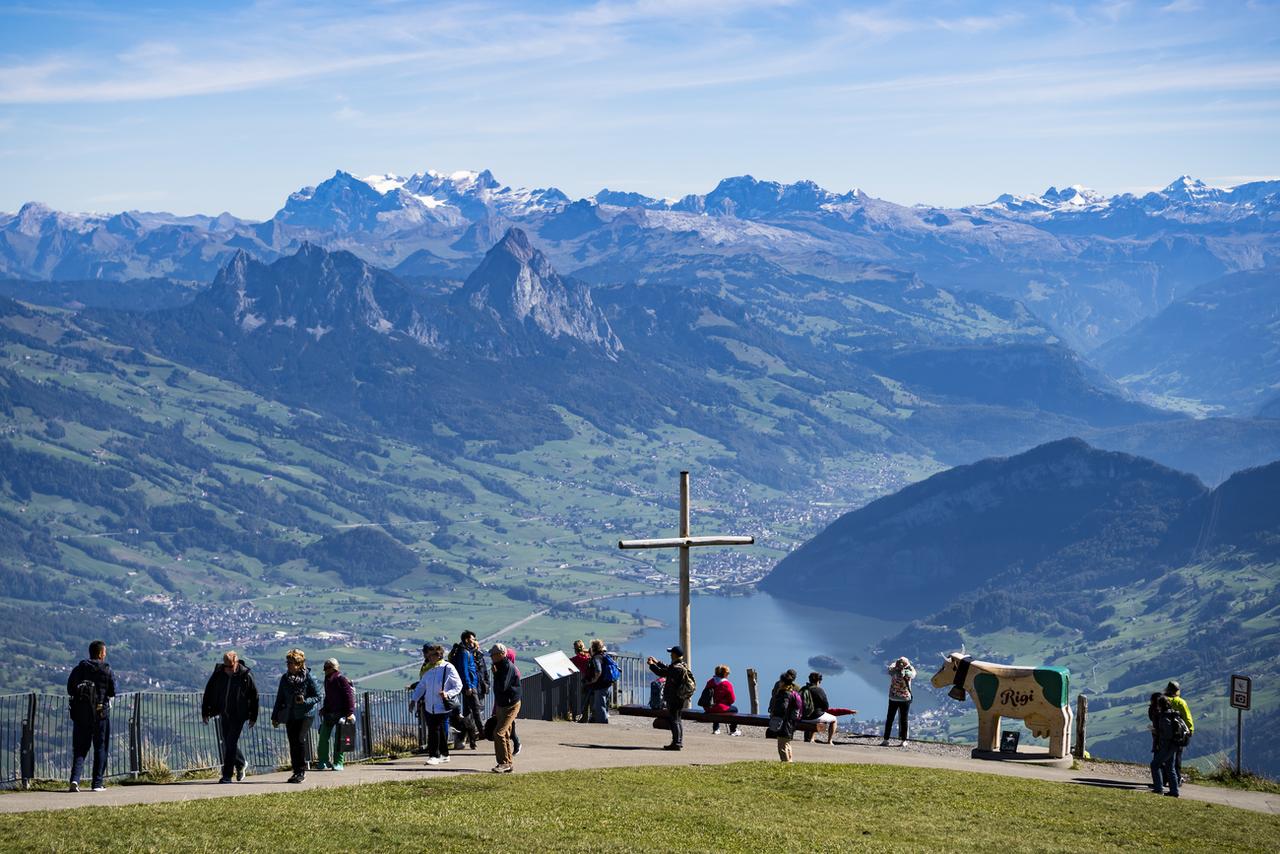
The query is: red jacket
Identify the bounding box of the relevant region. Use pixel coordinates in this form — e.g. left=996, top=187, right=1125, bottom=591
left=708, top=677, right=735, bottom=712
left=570, top=652, right=591, bottom=673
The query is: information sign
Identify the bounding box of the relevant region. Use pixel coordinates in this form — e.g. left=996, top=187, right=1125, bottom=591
left=534, top=650, right=578, bottom=681
left=1230, top=674, right=1251, bottom=710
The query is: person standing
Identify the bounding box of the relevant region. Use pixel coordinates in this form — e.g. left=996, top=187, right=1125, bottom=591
left=881, top=657, right=916, bottom=747
left=67, top=640, right=117, bottom=792
left=768, top=671, right=803, bottom=762
left=584, top=639, right=613, bottom=724
left=646, top=645, right=695, bottom=751
left=800, top=672, right=838, bottom=745
left=570, top=639, right=591, bottom=723
left=703, top=665, right=740, bottom=736
left=317, top=658, right=356, bottom=771
left=201, top=651, right=259, bottom=783
left=489, top=643, right=522, bottom=773
left=271, top=649, right=320, bottom=783
left=1164, top=680, right=1195, bottom=783
left=410, top=644, right=462, bottom=765
left=449, top=631, right=487, bottom=750
left=1149, top=694, right=1182, bottom=797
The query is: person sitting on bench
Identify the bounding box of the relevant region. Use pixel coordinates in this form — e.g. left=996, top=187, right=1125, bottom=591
left=800, top=672, right=838, bottom=745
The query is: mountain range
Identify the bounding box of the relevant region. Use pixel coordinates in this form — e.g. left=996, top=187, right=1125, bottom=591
left=4, top=170, right=1278, bottom=357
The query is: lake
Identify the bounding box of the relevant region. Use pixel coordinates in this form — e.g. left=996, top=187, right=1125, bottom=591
left=599, top=590, right=938, bottom=719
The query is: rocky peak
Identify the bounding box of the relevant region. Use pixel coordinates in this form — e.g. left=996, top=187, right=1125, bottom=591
left=452, top=228, right=622, bottom=358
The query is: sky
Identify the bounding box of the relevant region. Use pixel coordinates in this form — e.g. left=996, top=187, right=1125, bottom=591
left=1, top=0, right=1278, bottom=219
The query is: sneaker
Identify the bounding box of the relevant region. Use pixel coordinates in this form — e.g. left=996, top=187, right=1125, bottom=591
left=879, top=739, right=891, bottom=746
left=218, top=777, right=233, bottom=784
left=662, top=743, right=683, bottom=751
left=900, top=740, right=910, bottom=747
left=439, top=756, right=451, bottom=763
left=514, top=744, right=522, bottom=756
left=68, top=782, right=79, bottom=793
left=731, top=730, right=742, bottom=737
left=426, top=757, right=441, bottom=766
left=286, top=773, right=302, bottom=784
left=235, top=763, right=246, bottom=782
left=332, top=762, right=344, bottom=772
left=492, top=763, right=513, bottom=773
left=91, top=786, right=106, bottom=792
left=711, top=728, right=721, bottom=735
left=1165, top=792, right=1180, bottom=798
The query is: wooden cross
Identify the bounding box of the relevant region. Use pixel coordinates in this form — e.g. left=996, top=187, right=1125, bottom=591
left=618, top=471, right=753, bottom=669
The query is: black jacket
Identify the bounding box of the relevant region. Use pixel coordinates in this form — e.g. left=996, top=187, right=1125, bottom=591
left=202, top=664, right=259, bottom=724
left=492, top=659, right=522, bottom=707
left=67, top=659, right=116, bottom=719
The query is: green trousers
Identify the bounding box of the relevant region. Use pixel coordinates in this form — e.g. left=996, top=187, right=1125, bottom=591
left=317, top=720, right=346, bottom=767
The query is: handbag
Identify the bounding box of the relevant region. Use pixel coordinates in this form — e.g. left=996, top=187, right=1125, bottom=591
left=338, top=719, right=357, bottom=752
left=697, top=681, right=714, bottom=710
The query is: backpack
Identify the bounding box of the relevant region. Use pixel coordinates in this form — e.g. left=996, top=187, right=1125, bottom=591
left=70, top=679, right=97, bottom=719
left=799, top=685, right=816, bottom=720
left=697, top=680, right=714, bottom=710
left=675, top=664, right=696, bottom=702
left=648, top=679, right=664, bottom=710
left=1170, top=713, right=1191, bottom=747
left=601, top=653, right=621, bottom=685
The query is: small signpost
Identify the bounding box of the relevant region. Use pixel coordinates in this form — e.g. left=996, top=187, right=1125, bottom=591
left=1230, top=674, right=1252, bottom=774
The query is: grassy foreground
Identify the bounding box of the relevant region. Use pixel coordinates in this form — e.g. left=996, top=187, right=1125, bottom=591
left=2, top=762, right=1278, bottom=853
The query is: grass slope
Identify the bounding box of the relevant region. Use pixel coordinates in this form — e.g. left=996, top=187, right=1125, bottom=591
left=2, top=763, right=1276, bottom=853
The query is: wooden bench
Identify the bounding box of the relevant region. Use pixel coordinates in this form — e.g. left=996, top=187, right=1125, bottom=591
left=618, top=704, right=855, bottom=739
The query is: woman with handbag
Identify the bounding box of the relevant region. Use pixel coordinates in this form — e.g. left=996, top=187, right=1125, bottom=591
left=767, top=670, right=803, bottom=762
left=410, top=644, right=462, bottom=765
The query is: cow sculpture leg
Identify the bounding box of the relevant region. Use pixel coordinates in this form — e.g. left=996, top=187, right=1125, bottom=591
left=977, top=712, right=1001, bottom=752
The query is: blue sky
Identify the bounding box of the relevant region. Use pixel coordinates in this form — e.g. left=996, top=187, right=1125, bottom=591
left=1, top=0, right=1277, bottom=218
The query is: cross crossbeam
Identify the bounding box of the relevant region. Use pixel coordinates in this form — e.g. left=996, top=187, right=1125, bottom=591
left=617, top=471, right=753, bottom=668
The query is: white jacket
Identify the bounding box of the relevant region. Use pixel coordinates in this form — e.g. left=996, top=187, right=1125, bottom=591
left=411, top=662, right=462, bottom=715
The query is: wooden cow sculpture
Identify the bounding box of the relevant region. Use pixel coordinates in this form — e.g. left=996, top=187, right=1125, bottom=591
left=931, top=653, right=1072, bottom=759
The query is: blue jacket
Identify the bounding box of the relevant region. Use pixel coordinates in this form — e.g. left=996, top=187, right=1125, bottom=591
left=271, top=669, right=321, bottom=723
left=449, top=643, right=480, bottom=692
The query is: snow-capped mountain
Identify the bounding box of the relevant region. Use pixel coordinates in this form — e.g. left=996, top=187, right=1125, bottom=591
left=3, top=169, right=1277, bottom=352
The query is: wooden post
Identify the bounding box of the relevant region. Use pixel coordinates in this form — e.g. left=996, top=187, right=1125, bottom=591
left=1074, top=694, right=1087, bottom=759
left=747, top=668, right=759, bottom=714
left=679, top=471, right=691, bottom=670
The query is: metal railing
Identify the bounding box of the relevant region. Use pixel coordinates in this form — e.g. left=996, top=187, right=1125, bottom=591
left=0, top=655, right=645, bottom=789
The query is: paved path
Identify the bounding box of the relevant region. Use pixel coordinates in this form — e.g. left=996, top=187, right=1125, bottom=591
left=2, top=719, right=1275, bottom=816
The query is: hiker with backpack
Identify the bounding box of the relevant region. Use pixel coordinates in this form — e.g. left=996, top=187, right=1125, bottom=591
left=1164, top=681, right=1195, bottom=784
left=66, top=640, right=117, bottom=792
left=767, top=670, right=803, bottom=762
left=1149, top=694, right=1187, bottom=797
left=698, top=664, right=740, bottom=736
left=881, top=656, right=916, bottom=746
left=647, top=645, right=695, bottom=751
left=201, top=650, right=259, bottom=783
left=800, top=672, right=838, bottom=744
left=585, top=639, right=618, bottom=724
left=570, top=639, right=592, bottom=722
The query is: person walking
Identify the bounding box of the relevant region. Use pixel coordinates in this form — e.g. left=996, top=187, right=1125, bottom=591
left=646, top=645, right=695, bottom=751
left=1149, top=694, right=1183, bottom=797
left=1164, top=680, right=1195, bottom=783
left=800, top=672, right=838, bottom=745
left=768, top=671, right=803, bottom=762
left=270, top=649, right=321, bottom=783
left=67, top=640, right=117, bottom=792
left=410, top=644, right=462, bottom=765
left=448, top=631, right=487, bottom=750
left=584, top=639, right=614, bottom=724
left=201, top=651, right=258, bottom=783
left=881, top=656, right=916, bottom=746
left=701, top=665, right=740, bottom=736
left=317, top=658, right=356, bottom=771
left=489, top=643, right=522, bottom=773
